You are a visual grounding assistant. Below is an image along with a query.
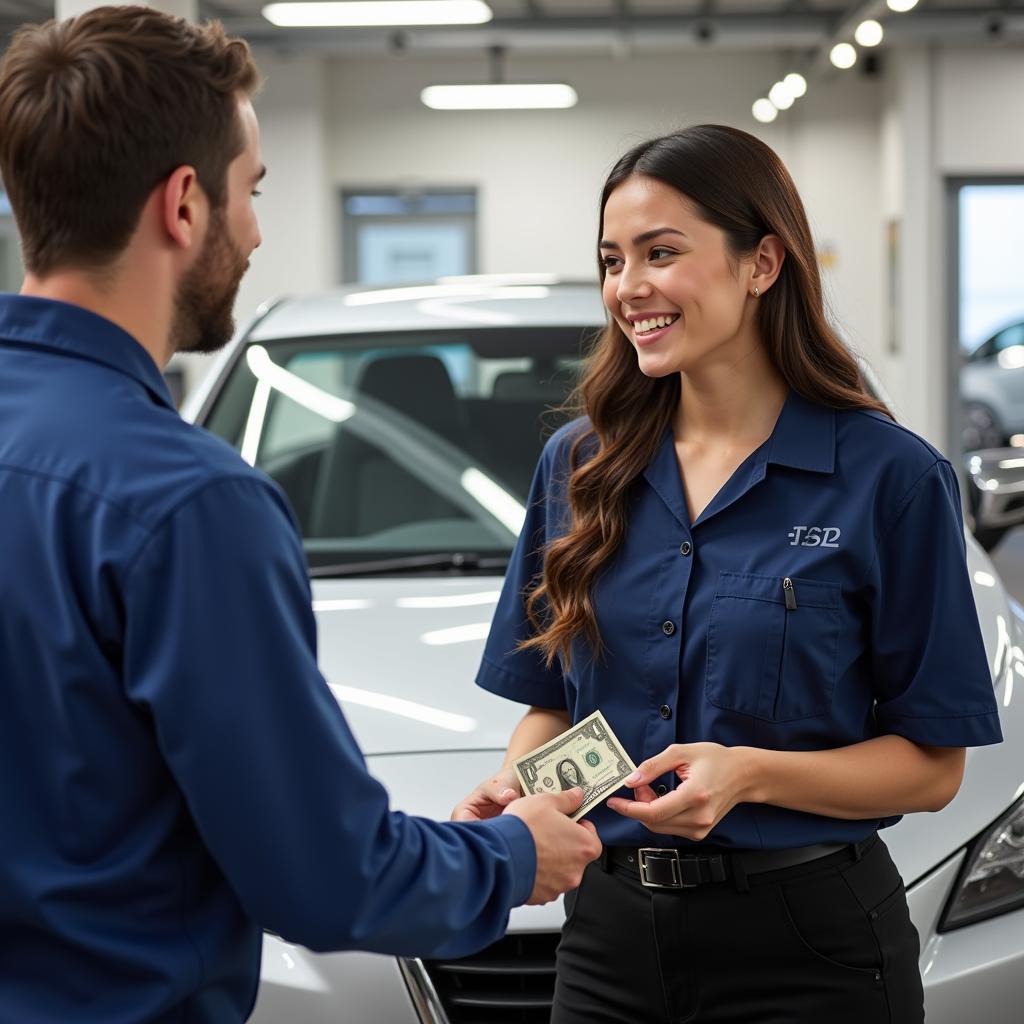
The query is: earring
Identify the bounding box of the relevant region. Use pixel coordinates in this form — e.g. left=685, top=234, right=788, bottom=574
left=753, top=287, right=760, bottom=297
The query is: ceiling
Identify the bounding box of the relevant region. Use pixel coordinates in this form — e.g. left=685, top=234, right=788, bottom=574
left=0, top=0, right=1021, bottom=61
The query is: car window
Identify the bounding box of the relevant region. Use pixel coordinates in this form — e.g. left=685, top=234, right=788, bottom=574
left=202, top=328, right=591, bottom=570
left=972, top=322, right=1024, bottom=361
left=994, top=324, right=1024, bottom=352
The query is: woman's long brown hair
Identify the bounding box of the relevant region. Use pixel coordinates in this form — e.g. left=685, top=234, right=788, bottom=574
left=521, top=124, right=892, bottom=670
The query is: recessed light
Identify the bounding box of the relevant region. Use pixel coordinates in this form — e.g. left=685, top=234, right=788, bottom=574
left=768, top=81, right=795, bottom=110
left=830, top=43, right=857, bottom=69
left=855, top=19, right=884, bottom=46
left=783, top=73, right=807, bottom=98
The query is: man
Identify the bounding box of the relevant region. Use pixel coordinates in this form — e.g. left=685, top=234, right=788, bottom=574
left=0, top=8, right=601, bottom=1023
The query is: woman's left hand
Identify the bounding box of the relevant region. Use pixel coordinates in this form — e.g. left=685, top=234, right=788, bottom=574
left=606, top=742, right=751, bottom=840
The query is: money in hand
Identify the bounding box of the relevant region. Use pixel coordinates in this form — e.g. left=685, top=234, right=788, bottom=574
left=513, top=710, right=638, bottom=821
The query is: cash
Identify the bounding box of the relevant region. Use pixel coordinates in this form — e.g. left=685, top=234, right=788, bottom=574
left=513, top=710, right=638, bottom=821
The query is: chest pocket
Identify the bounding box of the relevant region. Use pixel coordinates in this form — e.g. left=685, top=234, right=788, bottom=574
left=706, top=571, right=841, bottom=722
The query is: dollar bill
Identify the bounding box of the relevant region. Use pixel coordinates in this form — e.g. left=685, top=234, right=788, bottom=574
left=513, top=710, right=638, bottom=821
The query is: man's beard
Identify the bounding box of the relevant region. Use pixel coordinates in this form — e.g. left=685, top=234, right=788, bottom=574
left=171, top=207, right=249, bottom=356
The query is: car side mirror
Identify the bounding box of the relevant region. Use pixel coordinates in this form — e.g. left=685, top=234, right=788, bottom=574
left=964, top=447, right=1024, bottom=550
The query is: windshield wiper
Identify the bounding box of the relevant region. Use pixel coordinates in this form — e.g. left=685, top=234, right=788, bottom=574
left=308, top=552, right=510, bottom=579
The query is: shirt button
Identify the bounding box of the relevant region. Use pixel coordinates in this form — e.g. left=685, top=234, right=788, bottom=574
left=662, top=620, right=676, bottom=636
left=680, top=541, right=692, bottom=556
left=655, top=784, right=668, bottom=796
left=660, top=704, right=672, bottom=720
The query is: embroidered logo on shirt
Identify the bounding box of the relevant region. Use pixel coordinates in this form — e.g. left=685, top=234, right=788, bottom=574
left=788, top=526, right=841, bottom=548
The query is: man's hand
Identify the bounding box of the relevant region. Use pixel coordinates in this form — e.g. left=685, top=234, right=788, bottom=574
left=452, top=767, right=522, bottom=822
left=503, top=788, right=603, bottom=905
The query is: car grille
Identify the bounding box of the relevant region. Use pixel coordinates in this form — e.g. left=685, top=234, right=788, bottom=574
left=419, top=931, right=560, bottom=1023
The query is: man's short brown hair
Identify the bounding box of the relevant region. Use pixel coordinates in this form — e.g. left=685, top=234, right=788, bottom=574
left=0, top=5, right=260, bottom=275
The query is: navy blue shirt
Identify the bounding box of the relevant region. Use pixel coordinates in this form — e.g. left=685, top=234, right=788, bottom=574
left=0, top=295, right=535, bottom=1024
left=478, top=391, right=1003, bottom=850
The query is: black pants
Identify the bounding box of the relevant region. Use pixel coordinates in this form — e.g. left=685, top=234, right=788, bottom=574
left=551, top=835, right=924, bottom=1024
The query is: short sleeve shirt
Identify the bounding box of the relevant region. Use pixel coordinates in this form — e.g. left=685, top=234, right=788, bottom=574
left=478, top=390, right=1003, bottom=850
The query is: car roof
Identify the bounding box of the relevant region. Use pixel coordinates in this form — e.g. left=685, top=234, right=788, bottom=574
left=246, top=277, right=608, bottom=342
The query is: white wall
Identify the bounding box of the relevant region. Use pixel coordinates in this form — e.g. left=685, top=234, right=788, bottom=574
left=199, top=49, right=889, bottom=413
left=177, top=52, right=335, bottom=393
left=936, top=48, right=1024, bottom=173
left=239, top=52, right=335, bottom=319
left=879, top=43, right=1024, bottom=449
left=205, top=41, right=1024, bottom=454
left=323, top=51, right=886, bottom=375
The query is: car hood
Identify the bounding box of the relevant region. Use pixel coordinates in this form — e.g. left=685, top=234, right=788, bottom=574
left=312, top=577, right=521, bottom=757
left=314, top=538, right=1024, bottom=885
left=313, top=542, right=1009, bottom=759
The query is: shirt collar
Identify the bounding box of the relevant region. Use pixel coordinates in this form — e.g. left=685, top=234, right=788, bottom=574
left=642, top=388, right=836, bottom=529
left=0, top=294, right=175, bottom=409
left=766, top=390, right=836, bottom=474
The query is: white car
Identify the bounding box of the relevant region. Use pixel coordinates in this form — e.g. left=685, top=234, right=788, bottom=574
left=961, top=319, right=1024, bottom=450
left=185, top=279, right=1024, bottom=1024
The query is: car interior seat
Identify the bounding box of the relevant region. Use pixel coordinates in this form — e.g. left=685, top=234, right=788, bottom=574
left=308, top=354, right=467, bottom=539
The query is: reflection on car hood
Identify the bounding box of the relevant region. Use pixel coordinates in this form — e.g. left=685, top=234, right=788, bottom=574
left=314, top=540, right=1024, bottom=886
left=313, top=577, right=520, bottom=756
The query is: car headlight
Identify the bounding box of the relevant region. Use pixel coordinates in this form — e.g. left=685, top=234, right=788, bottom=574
left=940, top=795, right=1024, bottom=931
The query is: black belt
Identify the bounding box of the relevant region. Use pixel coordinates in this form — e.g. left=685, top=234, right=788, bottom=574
left=605, top=837, right=874, bottom=889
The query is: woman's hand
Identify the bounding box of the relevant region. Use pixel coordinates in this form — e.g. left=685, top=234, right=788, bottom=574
left=606, top=743, right=752, bottom=840
left=452, top=767, right=523, bottom=822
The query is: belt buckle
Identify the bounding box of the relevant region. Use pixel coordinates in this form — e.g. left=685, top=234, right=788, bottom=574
left=638, top=848, right=692, bottom=889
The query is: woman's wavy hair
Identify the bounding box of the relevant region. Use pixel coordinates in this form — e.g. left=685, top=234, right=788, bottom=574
left=522, top=124, right=892, bottom=669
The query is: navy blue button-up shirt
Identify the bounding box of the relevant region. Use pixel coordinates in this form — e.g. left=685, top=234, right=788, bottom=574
left=478, top=391, right=1002, bottom=850
left=0, top=295, right=535, bottom=1024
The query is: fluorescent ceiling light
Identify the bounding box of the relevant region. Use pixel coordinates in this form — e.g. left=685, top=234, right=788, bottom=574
left=751, top=98, right=778, bottom=124
left=421, top=83, right=578, bottom=110
left=263, top=0, right=492, bottom=27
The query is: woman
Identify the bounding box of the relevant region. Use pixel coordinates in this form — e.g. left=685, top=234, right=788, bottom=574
left=453, top=125, right=1002, bottom=1023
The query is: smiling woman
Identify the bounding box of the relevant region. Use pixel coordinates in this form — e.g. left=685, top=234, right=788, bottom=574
left=528, top=124, right=890, bottom=668
left=464, top=124, right=1003, bottom=1024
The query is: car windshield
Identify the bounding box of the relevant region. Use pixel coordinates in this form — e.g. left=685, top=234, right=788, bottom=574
left=201, top=327, right=594, bottom=572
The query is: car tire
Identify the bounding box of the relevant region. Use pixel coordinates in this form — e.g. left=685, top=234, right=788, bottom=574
left=961, top=401, right=1005, bottom=452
